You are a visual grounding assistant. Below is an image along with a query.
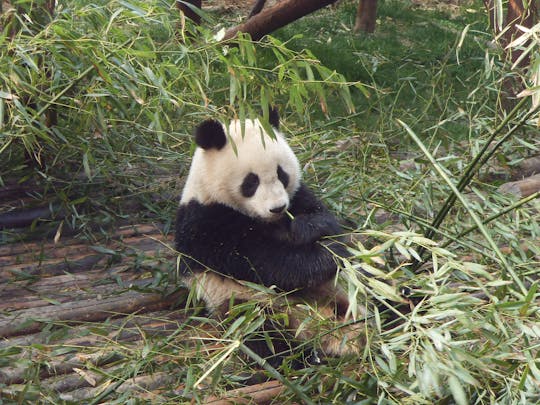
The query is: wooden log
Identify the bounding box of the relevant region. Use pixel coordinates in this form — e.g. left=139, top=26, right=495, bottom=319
left=0, top=204, right=65, bottom=229
left=0, top=234, right=173, bottom=271
left=481, top=155, right=540, bottom=182
left=0, top=288, right=187, bottom=338
left=2, top=371, right=176, bottom=402
left=0, top=230, right=169, bottom=266
left=204, top=380, right=286, bottom=404
left=249, top=0, right=267, bottom=17
left=0, top=310, right=189, bottom=384
left=1, top=256, right=170, bottom=298
left=459, top=238, right=540, bottom=262
left=1, top=253, right=106, bottom=280
left=0, top=223, right=165, bottom=257
left=57, top=371, right=177, bottom=401
left=516, top=156, right=540, bottom=178
left=1, top=234, right=173, bottom=280
left=0, top=270, right=165, bottom=311
left=223, top=0, right=338, bottom=41
left=498, top=174, right=540, bottom=197
left=0, top=309, right=190, bottom=350
left=0, top=183, right=32, bottom=200
left=0, top=351, right=124, bottom=386
left=43, top=369, right=106, bottom=393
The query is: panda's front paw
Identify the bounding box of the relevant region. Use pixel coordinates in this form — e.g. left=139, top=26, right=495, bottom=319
left=289, top=215, right=325, bottom=245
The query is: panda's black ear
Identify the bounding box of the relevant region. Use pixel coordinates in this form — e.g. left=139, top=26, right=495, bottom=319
left=269, top=107, right=279, bottom=129
left=195, top=119, right=227, bottom=150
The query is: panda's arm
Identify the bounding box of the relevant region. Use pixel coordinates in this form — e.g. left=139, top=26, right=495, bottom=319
left=240, top=233, right=344, bottom=290
left=239, top=183, right=350, bottom=290
left=287, top=183, right=344, bottom=246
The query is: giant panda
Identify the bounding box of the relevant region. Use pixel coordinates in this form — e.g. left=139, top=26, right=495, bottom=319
left=175, top=109, right=364, bottom=364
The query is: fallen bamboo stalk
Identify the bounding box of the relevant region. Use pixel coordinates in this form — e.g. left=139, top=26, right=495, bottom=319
left=0, top=223, right=165, bottom=257
left=0, top=288, right=187, bottom=338
left=0, top=231, right=172, bottom=267
left=498, top=174, right=540, bottom=197
left=1, top=238, right=174, bottom=281
left=204, top=380, right=287, bottom=405
left=0, top=309, right=189, bottom=351
left=58, top=371, right=177, bottom=401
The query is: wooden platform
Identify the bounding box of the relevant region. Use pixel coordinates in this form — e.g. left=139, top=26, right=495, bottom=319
left=0, top=223, right=196, bottom=401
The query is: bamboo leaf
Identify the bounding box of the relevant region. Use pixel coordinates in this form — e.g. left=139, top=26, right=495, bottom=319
left=448, top=375, right=468, bottom=405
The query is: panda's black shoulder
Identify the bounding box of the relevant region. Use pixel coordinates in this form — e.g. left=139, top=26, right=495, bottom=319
left=175, top=200, right=268, bottom=278
left=289, top=183, right=333, bottom=215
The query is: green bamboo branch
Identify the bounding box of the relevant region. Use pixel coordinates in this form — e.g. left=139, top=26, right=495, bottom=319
left=366, top=199, right=491, bottom=257
left=441, top=191, right=540, bottom=249
left=425, top=97, right=531, bottom=241
left=398, top=119, right=527, bottom=295
left=32, top=38, right=134, bottom=122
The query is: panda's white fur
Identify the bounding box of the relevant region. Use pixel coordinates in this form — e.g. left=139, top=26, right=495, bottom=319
left=175, top=113, right=365, bottom=360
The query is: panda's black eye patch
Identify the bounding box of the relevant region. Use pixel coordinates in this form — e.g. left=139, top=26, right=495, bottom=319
left=241, top=173, right=260, bottom=198
left=277, top=165, right=289, bottom=188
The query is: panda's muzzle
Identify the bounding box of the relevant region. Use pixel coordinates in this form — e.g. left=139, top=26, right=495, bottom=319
left=269, top=204, right=287, bottom=214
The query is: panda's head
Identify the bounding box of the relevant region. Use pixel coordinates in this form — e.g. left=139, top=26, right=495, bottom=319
left=181, top=111, right=301, bottom=221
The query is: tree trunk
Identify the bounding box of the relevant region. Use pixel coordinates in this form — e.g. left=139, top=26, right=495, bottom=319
left=503, top=0, right=536, bottom=66
left=483, top=0, right=537, bottom=109
left=224, top=0, right=338, bottom=41
left=483, top=0, right=537, bottom=67
left=176, top=0, right=202, bottom=25
left=353, top=0, right=377, bottom=34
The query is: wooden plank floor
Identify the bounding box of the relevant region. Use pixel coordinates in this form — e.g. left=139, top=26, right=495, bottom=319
left=0, top=223, right=198, bottom=402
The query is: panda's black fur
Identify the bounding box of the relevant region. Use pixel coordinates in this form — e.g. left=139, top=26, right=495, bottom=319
left=176, top=185, right=347, bottom=291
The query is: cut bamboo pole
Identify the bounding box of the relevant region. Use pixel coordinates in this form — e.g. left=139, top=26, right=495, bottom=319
left=0, top=288, right=187, bottom=338
left=204, top=380, right=287, bottom=405
left=498, top=174, right=540, bottom=197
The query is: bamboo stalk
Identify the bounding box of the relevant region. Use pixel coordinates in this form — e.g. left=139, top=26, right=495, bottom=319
left=498, top=174, right=540, bottom=197
left=0, top=288, right=187, bottom=338
left=204, top=380, right=286, bottom=405
left=0, top=224, right=165, bottom=257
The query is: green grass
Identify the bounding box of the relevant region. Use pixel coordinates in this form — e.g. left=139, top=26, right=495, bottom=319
left=274, top=0, right=504, bottom=146
left=1, top=0, right=539, bottom=403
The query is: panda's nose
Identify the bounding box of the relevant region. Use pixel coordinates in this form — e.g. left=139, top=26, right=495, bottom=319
left=269, top=204, right=286, bottom=214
